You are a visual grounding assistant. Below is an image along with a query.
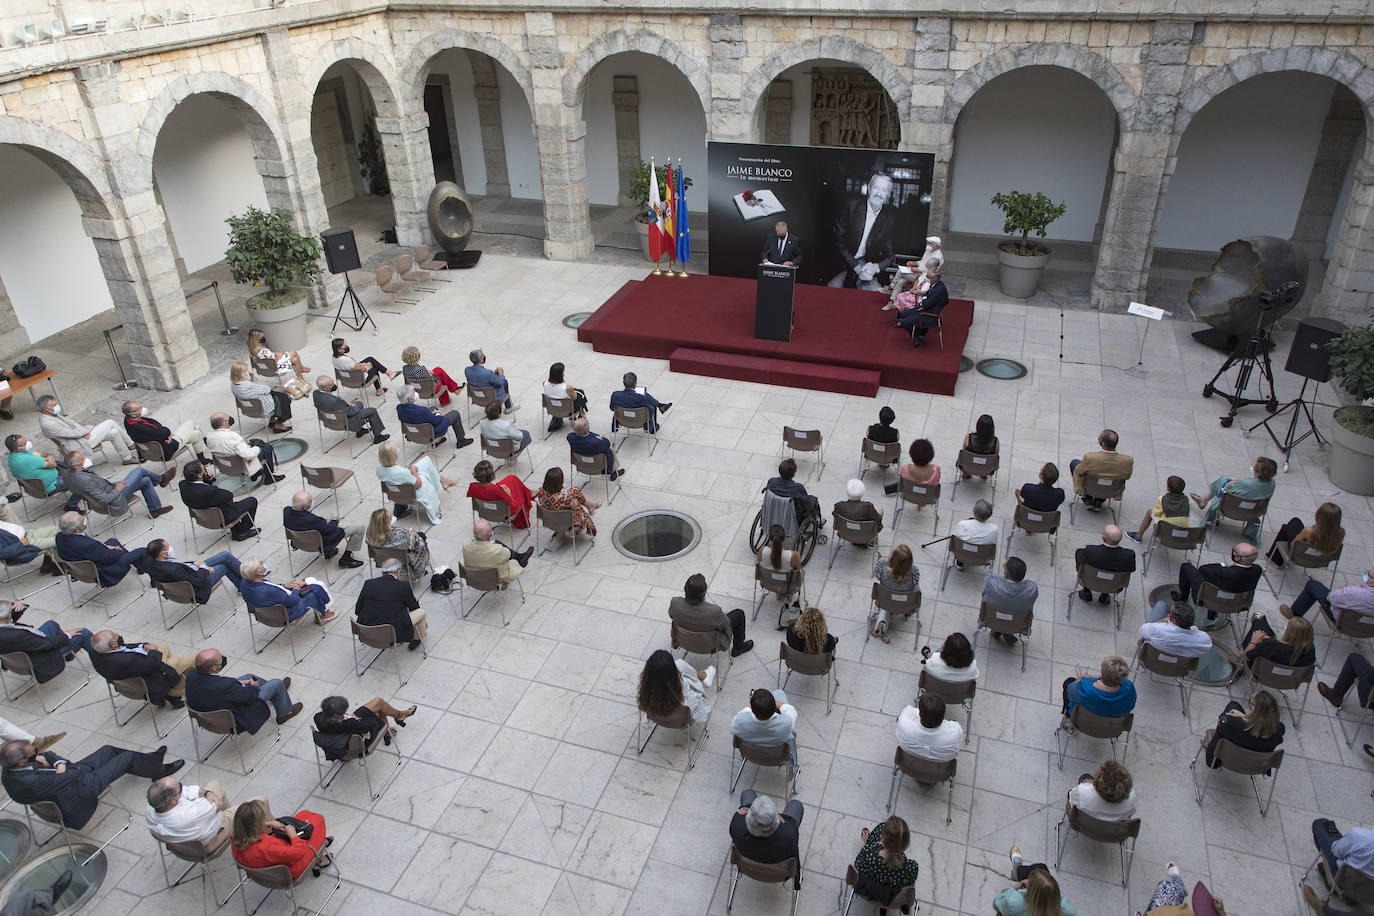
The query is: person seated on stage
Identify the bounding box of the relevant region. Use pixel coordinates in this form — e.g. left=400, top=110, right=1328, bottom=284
left=1061, top=655, right=1135, bottom=720
left=609, top=371, right=672, bottom=434
left=1015, top=462, right=1066, bottom=518
left=467, top=459, right=535, bottom=529
left=767, top=458, right=822, bottom=527
left=88, top=629, right=194, bottom=709
left=1074, top=524, right=1136, bottom=604
left=53, top=511, right=147, bottom=587
left=1236, top=613, right=1315, bottom=674
left=36, top=394, right=137, bottom=468
left=5, top=435, right=83, bottom=512
left=462, top=519, right=533, bottom=583
left=313, top=376, right=389, bottom=445
left=891, top=256, right=942, bottom=315
left=479, top=401, right=531, bottom=457
left=833, top=479, right=883, bottom=543
left=896, top=260, right=949, bottom=346
left=122, top=401, right=210, bottom=466
left=895, top=692, right=962, bottom=761
left=1192, top=456, right=1278, bottom=543
left=0, top=600, right=93, bottom=674
left=761, top=220, right=802, bottom=268
left=228, top=362, right=292, bottom=435
left=900, top=438, right=941, bottom=488
left=178, top=460, right=260, bottom=541
left=882, top=236, right=943, bottom=300
left=236, top=556, right=337, bottom=626
left=639, top=649, right=714, bottom=726
left=330, top=337, right=394, bottom=395
left=1268, top=501, right=1344, bottom=568
left=1070, top=429, right=1133, bottom=508
left=669, top=572, right=754, bottom=658
left=1127, top=475, right=1190, bottom=544
left=954, top=499, right=998, bottom=547
left=1066, top=759, right=1138, bottom=822
left=140, top=537, right=243, bottom=599
left=464, top=348, right=517, bottom=412
left=365, top=507, right=431, bottom=580
left=543, top=362, right=588, bottom=432
left=184, top=648, right=302, bottom=728
left=867, top=406, right=900, bottom=444
left=567, top=416, right=624, bottom=479
left=397, top=385, right=472, bottom=449
left=401, top=346, right=463, bottom=407
left=1, top=739, right=182, bottom=830
left=355, top=558, right=427, bottom=650
left=206, top=413, right=284, bottom=488
left=230, top=800, right=332, bottom=879
left=1202, top=690, right=1283, bottom=768
left=59, top=449, right=177, bottom=519
left=284, top=490, right=366, bottom=570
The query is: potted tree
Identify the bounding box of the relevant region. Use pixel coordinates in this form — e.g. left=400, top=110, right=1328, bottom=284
left=1326, top=321, right=1374, bottom=495
left=990, top=190, right=1067, bottom=298
left=224, top=205, right=322, bottom=352
left=626, top=161, right=691, bottom=262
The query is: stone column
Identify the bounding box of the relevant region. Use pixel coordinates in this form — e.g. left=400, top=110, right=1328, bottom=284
left=74, top=62, right=208, bottom=390
left=0, top=275, right=30, bottom=351
left=910, top=17, right=954, bottom=233
left=762, top=80, right=791, bottom=144
left=611, top=75, right=640, bottom=204
left=529, top=11, right=593, bottom=260
left=376, top=102, right=433, bottom=246
left=470, top=55, right=511, bottom=198
left=1315, top=149, right=1374, bottom=326
left=708, top=14, right=749, bottom=141
left=1291, top=87, right=1362, bottom=261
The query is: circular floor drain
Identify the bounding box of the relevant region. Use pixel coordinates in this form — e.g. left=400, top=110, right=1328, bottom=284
left=612, top=510, right=701, bottom=562
left=270, top=436, right=309, bottom=464
left=562, top=312, right=592, bottom=329
left=975, top=358, right=1028, bottom=380
left=0, top=843, right=106, bottom=911
left=959, top=356, right=974, bottom=373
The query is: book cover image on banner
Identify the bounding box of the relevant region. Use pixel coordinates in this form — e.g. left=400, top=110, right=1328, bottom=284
left=706, top=141, right=935, bottom=287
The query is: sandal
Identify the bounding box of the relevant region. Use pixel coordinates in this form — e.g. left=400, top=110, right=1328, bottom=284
left=398, top=705, right=417, bottom=724
left=312, top=854, right=333, bottom=876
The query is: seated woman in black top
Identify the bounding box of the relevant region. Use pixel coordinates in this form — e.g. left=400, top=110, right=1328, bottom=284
left=1236, top=614, right=1315, bottom=672
left=867, top=406, right=900, bottom=444
left=786, top=606, right=837, bottom=654
left=1204, top=690, right=1283, bottom=768
left=314, top=694, right=417, bottom=746
left=963, top=414, right=997, bottom=456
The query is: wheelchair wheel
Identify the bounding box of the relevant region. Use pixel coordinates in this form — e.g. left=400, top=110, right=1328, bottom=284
left=797, top=516, right=821, bottom=566
left=748, top=510, right=765, bottom=554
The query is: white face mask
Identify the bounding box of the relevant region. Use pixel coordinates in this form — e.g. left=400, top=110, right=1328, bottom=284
left=165, top=545, right=174, bottom=559
left=140, top=407, right=149, bottom=417
left=51, top=405, right=62, bottom=415
left=22, top=442, right=32, bottom=452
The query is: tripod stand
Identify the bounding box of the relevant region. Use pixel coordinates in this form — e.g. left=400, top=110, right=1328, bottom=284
left=330, top=271, right=375, bottom=335
left=1245, top=376, right=1327, bottom=472
left=1201, top=281, right=1299, bottom=427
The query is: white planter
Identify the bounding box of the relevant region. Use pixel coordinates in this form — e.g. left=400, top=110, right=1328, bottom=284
left=635, top=219, right=655, bottom=262
left=1329, top=416, right=1374, bottom=496
left=247, top=292, right=309, bottom=352
left=996, top=245, right=1050, bottom=298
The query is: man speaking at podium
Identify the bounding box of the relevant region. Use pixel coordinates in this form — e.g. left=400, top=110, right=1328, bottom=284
left=761, top=221, right=802, bottom=269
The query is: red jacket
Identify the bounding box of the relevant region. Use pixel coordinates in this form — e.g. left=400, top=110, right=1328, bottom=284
left=232, top=810, right=326, bottom=879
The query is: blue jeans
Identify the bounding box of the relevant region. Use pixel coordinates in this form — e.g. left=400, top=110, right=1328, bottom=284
left=1148, top=599, right=1171, bottom=622
left=1289, top=578, right=1335, bottom=624
left=203, top=551, right=242, bottom=589
left=121, top=466, right=164, bottom=511
left=46, top=481, right=82, bottom=511
left=241, top=673, right=291, bottom=719
left=38, top=619, right=92, bottom=656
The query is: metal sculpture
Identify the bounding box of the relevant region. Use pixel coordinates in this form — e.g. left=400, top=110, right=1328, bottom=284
left=426, top=182, right=481, bottom=268
left=1189, top=236, right=1308, bottom=349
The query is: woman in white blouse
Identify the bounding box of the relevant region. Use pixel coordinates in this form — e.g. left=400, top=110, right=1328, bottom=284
left=330, top=337, right=395, bottom=395
left=1066, top=758, right=1137, bottom=822
left=921, top=631, right=979, bottom=683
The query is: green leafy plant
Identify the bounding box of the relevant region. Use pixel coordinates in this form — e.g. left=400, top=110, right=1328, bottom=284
left=1328, top=321, right=1374, bottom=437
left=626, top=161, right=692, bottom=221
left=358, top=118, right=390, bottom=196
left=224, top=206, right=322, bottom=309
left=990, top=190, right=1067, bottom=256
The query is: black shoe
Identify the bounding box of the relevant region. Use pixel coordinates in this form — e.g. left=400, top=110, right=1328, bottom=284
left=515, top=547, right=534, bottom=568
left=432, top=436, right=448, bottom=448
left=160, top=759, right=186, bottom=777
left=1097, top=593, right=1111, bottom=605
left=0, top=410, right=12, bottom=422
left=270, top=473, right=285, bottom=483
left=324, top=546, right=339, bottom=559
left=394, top=505, right=412, bottom=519
left=151, top=505, right=176, bottom=519
left=659, top=402, right=672, bottom=414
left=1169, top=590, right=1184, bottom=601
left=63, top=652, right=75, bottom=662
left=231, top=527, right=261, bottom=541
left=610, top=468, right=626, bottom=480
left=49, top=870, right=72, bottom=903
left=165, top=695, right=185, bottom=709
left=730, top=639, right=755, bottom=658
left=338, top=552, right=364, bottom=569
left=547, top=418, right=564, bottom=432
left=408, top=639, right=422, bottom=651
left=455, top=437, right=474, bottom=449
left=355, top=428, right=370, bottom=439
left=1078, top=588, right=1093, bottom=602
left=372, top=434, right=391, bottom=444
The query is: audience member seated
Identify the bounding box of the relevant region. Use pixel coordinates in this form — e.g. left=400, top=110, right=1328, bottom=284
left=329, top=337, right=393, bottom=394
left=1144, top=864, right=1227, bottom=916
left=534, top=467, right=598, bottom=537
left=237, top=555, right=337, bottom=626
left=962, top=414, right=998, bottom=474
left=1268, top=501, right=1344, bottom=568
left=1311, top=817, right=1374, bottom=895
left=997, top=847, right=1076, bottom=916
left=1, top=739, right=182, bottom=829
left=1015, top=462, right=1066, bottom=515
left=147, top=775, right=254, bottom=847
left=730, top=688, right=798, bottom=765
left=179, top=461, right=260, bottom=541
left=1066, top=758, right=1137, bottom=821
left=122, top=400, right=210, bottom=465
left=0, top=600, right=93, bottom=672
left=866, top=406, right=899, bottom=444
left=609, top=370, right=672, bottom=433
left=954, top=499, right=998, bottom=547
left=59, top=449, right=176, bottom=518
left=5, top=434, right=82, bottom=511
left=88, top=629, right=194, bottom=709
left=355, top=558, right=427, bottom=650
left=184, top=648, right=302, bottom=728
left=1062, top=655, right=1135, bottom=719
left=1317, top=651, right=1374, bottom=712
left=757, top=523, right=803, bottom=622
left=1075, top=524, right=1136, bottom=604
left=376, top=440, right=456, bottom=526
left=462, top=519, right=532, bottom=583
left=397, top=384, right=472, bottom=449
left=313, top=375, right=389, bottom=445
left=1193, top=456, right=1278, bottom=542
left=871, top=545, right=918, bottom=642
left=36, top=393, right=136, bottom=466
left=247, top=328, right=308, bottom=383
left=1281, top=564, right=1374, bottom=626
left=228, top=362, right=292, bottom=435
left=1070, top=429, right=1133, bottom=508
left=314, top=694, right=416, bottom=747
left=402, top=346, right=462, bottom=407
left=637, top=649, right=712, bottom=725
left=1140, top=601, right=1213, bottom=659
left=464, top=348, right=517, bottom=412
left=767, top=458, right=822, bottom=527
left=1203, top=690, right=1283, bottom=767
left=850, top=816, right=919, bottom=912
left=479, top=401, right=531, bottom=457
left=896, top=692, right=962, bottom=761
left=900, top=438, right=940, bottom=488
left=1236, top=614, right=1315, bottom=673
left=1128, top=475, right=1190, bottom=544
left=0, top=718, right=62, bottom=756
left=1175, top=543, right=1263, bottom=622
left=730, top=791, right=802, bottom=864
left=468, top=459, right=534, bottom=530
left=207, top=413, right=284, bottom=488
left=283, top=490, right=365, bottom=570
left=834, top=478, right=883, bottom=538
left=230, top=800, right=331, bottom=878
left=0, top=501, right=61, bottom=577
left=983, top=557, right=1038, bottom=645
left=365, top=507, right=430, bottom=579
left=785, top=606, right=837, bottom=655
left=54, top=511, right=147, bottom=587
left=669, top=572, right=753, bottom=658
left=921, top=632, right=978, bottom=683
left=896, top=260, right=948, bottom=347
left=567, top=416, right=624, bottom=479
left=544, top=362, right=588, bottom=432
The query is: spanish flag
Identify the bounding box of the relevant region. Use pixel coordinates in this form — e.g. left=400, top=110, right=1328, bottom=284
left=662, top=159, right=676, bottom=262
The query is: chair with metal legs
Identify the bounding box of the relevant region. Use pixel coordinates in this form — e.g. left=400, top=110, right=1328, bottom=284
left=23, top=788, right=132, bottom=867
left=187, top=705, right=282, bottom=775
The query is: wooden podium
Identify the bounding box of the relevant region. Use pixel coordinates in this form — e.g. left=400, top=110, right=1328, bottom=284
left=754, top=264, right=795, bottom=342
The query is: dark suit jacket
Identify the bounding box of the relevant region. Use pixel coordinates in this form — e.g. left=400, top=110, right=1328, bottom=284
left=54, top=532, right=141, bottom=587
left=1076, top=542, right=1137, bottom=574
left=730, top=808, right=802, bottom=865
left=833, top=200, right=897, bottom=282
left=179, top=478, right=257, bottom=528
left=142, top=557, right=216, bottom=604
left=354, top=574, right=420, bottom=642
left=397, top=401, right=450, bottom=437
left=90, top=646, right=181, bottom=704
left=125, top=415, right=179, bottom=460
left=832, top=498, right=883, bottom=529
left=313, top=389, right=369, bottom=432
left=183, top=668, right=271, bottom=734
left=568, top=431, right=616, bottom=471
left=1197, top=562, right=1264, bottom=595
left=762, top=234, right=803, bottom=267
left=866, top=424, right=899, bottom=444
left=282, top=506, right=346, bottom=552
left=0, top=622, right=69, bottom=683
left=2, top=751, right=106, bottom=828
left=920, top=279, right=949, bottom=315
left=668, top=596, right=733, bottom=652
left=0, top=529, right=40, bottom=566
left=609, top=389, right=661, bottom=433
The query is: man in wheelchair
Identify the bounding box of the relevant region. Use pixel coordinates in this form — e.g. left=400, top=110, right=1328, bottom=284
left=766, top=459, right=824, bottom=529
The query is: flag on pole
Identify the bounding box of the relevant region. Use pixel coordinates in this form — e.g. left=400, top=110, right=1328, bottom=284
left=646, top=159, right=666, bottom=262
left=674, top=158, right=691, bottom=265
left=662, top=159, right=677, bottom=265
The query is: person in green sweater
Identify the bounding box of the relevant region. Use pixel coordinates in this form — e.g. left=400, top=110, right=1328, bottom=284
left=994, top=845, right=1076, bottom=916
left=4, top=435, right=81, bottom=510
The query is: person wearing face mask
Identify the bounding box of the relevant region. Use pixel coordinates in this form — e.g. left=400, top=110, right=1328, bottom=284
left=396, top=385, right=472, bottom=449
left=312, top=375, right=389, bottom=444
left=178, top=461, right=260, bottom=542
left=464, top=349, right=518, bottom=412
left=761, top=220, right=803, bottom=268
left=228, top=362, right=292, bottom=435
left=139, top=537, right=243, bottom=600
left=330, top=337, right=394, bottom=395
left=58, top=449, right=177, bottom=519
left=0, top=498, right=62, bottom=577
left=52, top=511, right=148, bottom=587
left=35, top=394, right=137, bottom=467
left=0, top=599, right=94, bottom=679
left=206, top=413, right=284, bottom=488
left=183, top=648, right=302, bottom=730
left=236, top=555, right=337, bottom=627
left=4, top=435, right=83, bottom=511
left=121, top=401, right=210, bottom=465
left=87, top=629, right=196, bottom=709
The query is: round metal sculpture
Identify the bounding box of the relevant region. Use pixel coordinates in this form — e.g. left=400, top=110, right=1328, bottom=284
left=0, top=844, right=107, bottom=912
left=1188, top=236, right=1308, bottom=349
left=612, top=511, right=701, bottom=562
left=427, top=181, right=475, bottom=254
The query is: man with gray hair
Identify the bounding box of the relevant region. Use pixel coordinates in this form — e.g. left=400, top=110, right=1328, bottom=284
left=730, top=789, right=803, bottom=865
left=312, top=375, right=388, bottom=445
left=461, top=519, right=531, bottom=584
left=355, top=557, right=426, bottom=650
left=58, top=448, right=176, bottom=518
left=0, top=599, right=93, bottom=677
left=36, top=393, right=136, bottom=467
left=146, top=774, right=258, bottom=847
left=609, top=371, right=672, bottom=434
left=205, top=413, right=282, bottom=488
left=53, top=511, right=146, bottom=587
left=567, top=416, right=623, bottom=479
left=88, top=628, right=195, bottom=708
left=283, top=490, right=365, bottom=570
left=396, top=385, right=471, bottom=449
left=954, top=499, right=998, bottom=547
left=464, top=349, right=517, bottom=412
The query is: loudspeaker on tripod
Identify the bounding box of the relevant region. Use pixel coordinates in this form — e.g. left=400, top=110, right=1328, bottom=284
left=1284, top=317, right=1346, bottom=382
left=321, top=227, right=361, bottom=274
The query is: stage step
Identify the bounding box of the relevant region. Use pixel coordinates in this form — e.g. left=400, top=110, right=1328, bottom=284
left=670, top=347, right=881, bottom=397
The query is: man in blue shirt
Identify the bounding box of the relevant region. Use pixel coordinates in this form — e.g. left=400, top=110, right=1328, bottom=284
left=609, top=371, right=672, bottom=434
left=1312, top=818, right=1374, bottom=891
left=567, top=417, right=624, bottom=479
left=464, top=349, right=517, bottom=413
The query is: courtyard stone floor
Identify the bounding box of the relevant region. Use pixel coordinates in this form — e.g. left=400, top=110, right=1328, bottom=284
left=0, top=235, right=1369, bottom=916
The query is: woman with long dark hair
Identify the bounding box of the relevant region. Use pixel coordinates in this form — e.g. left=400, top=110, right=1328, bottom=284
left=757, top=522, right=802, bottom=618
left=637, top=648, right=711, bottom=724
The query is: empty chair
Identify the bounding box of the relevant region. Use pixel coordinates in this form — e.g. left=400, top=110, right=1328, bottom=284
left=1131, top=641, right=1200, bottom=716
left=1189, top=731, right=1283, bottom=817
left=106, top=676, right=177, bottom=738
left=892, top=476, right=941, bottom=533
left=939, top=536, right=996, bottom=591
left=726, top=847, right=800, bottom=916
left=1207, top=492, right=1270, bottom=546
left=284, top=527, right=334, bottom=585
left=187, top=706, right=281, bottom=775
left=975, top=600, right=1032, bottom=671
left=729, top=735, right=797, bottom=796
left=780, top=427, right=824, bottom=479
left=1270, top=539, right=1343, bottom=597
left=1068, top=563, right=1132, bottom=628
left=412, top=244, right=451, bottom=279
left=188, top=504, right=253, bottom=552
left=1006, top=504, right=1060, bottom=564
left=1054, top=795, right=1140, bottom=886
left=0, top=647, right=90, bottom=713
left=570, top=448, right=622, bottom=505
left=312, top=724, right=404, bottom=800
left=1142, top=519, right=1206, bottom=574
left=55, top=557, right=145, bottom=617
left=23, top=789, right=132, bottom=868
left=458, top=562, right=523, bottom=626
left=612, top=405, right=657, bottom=456
left=246, top=603, right=325, bottom=664
left=777, top=642, right=837, bottom=715
left=950, top=446, right=1000, bottom=501
left=636, top=704, right=709, bottom=772
left=886, top=746, right=956, bottom=826
left=1053, top=706, right=1132, bottom=770
left=869, top=581, right=922, bottom=650
left=919, top=668, right=976, bottom=744
left=395, top=253, right=437, bottom=292
left=351, top=619, right=426, bottom=688
left=301, top=464, right=362, bottom=515
left=838, top=861, right=917, bottom=916
left=14, top=476, right=66, bottom=522
left=536, top=504, right=592, bottom=566
left=1070, top=476, right=1127, bottom=524
left=374, top=265, right=417, bottom=304
left=858, top=438, right=901, bottom=481
left=671, top=621, right=731, bottom=692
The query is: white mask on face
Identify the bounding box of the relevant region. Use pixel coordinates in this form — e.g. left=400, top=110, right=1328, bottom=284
left=165, top=545, right=174, bottom=559
left=22, top=442, right=32, bottom=452
left=51, top=405, right=62, bottom=415
left=140, top=407, right=149, bottom=417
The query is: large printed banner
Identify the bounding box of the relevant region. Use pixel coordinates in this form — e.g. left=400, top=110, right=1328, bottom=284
left=706, top=141, right=936, bottom=288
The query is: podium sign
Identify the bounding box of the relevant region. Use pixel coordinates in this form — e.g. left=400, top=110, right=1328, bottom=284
left=754, top=264, right=795, bottom=342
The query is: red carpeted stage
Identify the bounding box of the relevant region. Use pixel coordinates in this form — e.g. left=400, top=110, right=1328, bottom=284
left=576, top=274, right=972, bottom=397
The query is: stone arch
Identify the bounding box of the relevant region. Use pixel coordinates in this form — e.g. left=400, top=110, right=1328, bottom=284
left=741, top=37, right=911, bottom=130
left=562, top=29, right=711, bottom=115
left=300, top=40, right=403, bottom=119
left=946, top=44, right=1135, bottom=130
left=399, top=29, right=533, bottom=113
left=0, top=116, right=115, bottom=223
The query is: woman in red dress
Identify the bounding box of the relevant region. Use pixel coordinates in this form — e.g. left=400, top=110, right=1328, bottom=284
left=231, top=800, right=332, bottom=878
left=466, top=459, right=534, bottom=529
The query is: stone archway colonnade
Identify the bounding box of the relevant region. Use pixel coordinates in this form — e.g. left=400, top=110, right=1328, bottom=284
left=2, top=6, right=1372, bottom=389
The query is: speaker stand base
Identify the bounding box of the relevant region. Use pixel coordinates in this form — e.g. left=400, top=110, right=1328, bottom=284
left=330, top=272, right=377, bottom=336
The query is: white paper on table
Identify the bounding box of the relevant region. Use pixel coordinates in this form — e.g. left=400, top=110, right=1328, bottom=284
left=733, top=189, right=786, bottom=222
